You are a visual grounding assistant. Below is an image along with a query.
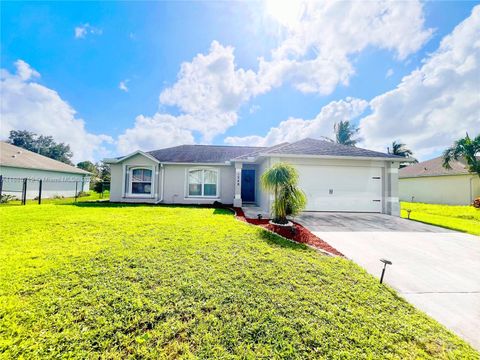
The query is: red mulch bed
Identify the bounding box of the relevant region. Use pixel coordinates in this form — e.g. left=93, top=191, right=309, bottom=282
left=233, top=208, right=344, bottom=257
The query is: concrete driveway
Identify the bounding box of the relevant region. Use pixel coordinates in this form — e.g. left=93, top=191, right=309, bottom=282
left=296, top=212, right=480, bottom=350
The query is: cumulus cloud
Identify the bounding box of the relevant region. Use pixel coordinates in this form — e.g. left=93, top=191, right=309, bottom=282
left=0, top=60, right=112, bottom=162
left=359, top=5, right=480, bottom=160
left=74, top=23, right=102, bottom=39
left=259, top=0, right=433, bottom=95
left=117, top=114, right=195, bottom=154
left=225, top=98, right=368, bottom=146
left=158, top=41, right=264, bottom=141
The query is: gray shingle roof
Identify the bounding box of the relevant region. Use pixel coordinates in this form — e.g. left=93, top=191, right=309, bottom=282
left=265, top=138, right=402, bottom=159
left=0, top=142, right=90, bottom=175
left=399, top=156, right=472, bottom=178
left=148, top=145, right=265, bottom=163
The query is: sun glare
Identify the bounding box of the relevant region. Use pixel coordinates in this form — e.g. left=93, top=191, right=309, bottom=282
left=265, top=0, right=304, bottom=28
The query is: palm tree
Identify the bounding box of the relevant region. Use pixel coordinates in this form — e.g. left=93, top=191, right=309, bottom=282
left=388, top=141, right=418, bottom=168
left=261, top=163, right=306, bottom=225
left=334, top=121, right=360, bottom=146
left=443, top=133, right=480, bottom=177
left=390, top=141, right=413, bottom=158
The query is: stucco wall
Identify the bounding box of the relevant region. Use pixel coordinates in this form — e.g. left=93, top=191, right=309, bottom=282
left=0, top=166, right=89, bottom=199
left=162, top=164, right=235, bottom=205
left=109, top=153, right=236, bottom=205
left=109, top=153, right=160, bottom=203
left=399, top=175, right=480, bottom=205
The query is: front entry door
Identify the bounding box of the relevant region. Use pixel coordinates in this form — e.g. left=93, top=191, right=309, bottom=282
left=241, top=169, right=255, bottom=202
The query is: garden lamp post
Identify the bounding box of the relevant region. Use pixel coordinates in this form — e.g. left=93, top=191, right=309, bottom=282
left=379, top=258, right=392, bottom=284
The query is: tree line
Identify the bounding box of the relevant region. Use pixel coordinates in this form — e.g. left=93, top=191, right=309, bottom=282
left=7, top=130, right=110, bottom=191
left=7, top=128, right=480, bottom=179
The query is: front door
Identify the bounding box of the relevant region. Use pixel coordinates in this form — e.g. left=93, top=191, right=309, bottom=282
left=241, top=169, right=255, bottom=203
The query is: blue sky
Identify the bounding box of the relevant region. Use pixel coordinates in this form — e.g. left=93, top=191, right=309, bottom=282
left=1, top=1, right=479, bottom=162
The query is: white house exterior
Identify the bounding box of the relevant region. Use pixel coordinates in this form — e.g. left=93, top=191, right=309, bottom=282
left=0, top=142, right=90, bottom=199
left=399, top=156, right=480, bottom=205
left=105, top=138, right=406, bottom=216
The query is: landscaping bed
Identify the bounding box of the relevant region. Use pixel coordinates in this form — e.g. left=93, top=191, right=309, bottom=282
left=234, top=207, right=344, bottom=256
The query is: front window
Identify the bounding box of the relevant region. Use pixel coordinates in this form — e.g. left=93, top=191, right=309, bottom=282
left=188, top=169, right=218, bottom=197
left=131, top=168, right=152, bottom=194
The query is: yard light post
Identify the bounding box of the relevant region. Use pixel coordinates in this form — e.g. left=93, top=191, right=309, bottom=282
left=379, top=258, right=392, bottom=284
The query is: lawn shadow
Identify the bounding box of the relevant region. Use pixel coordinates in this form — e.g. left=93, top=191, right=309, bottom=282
left=258, top=228, right=309, bottom=251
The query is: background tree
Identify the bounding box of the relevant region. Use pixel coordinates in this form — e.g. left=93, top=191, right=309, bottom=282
left=334, top=121, right=360, bottom=146
left=261, top=163, right=306, bottom=225
left=443, top=133, right=480, bottom=177
left=77, top=161, right=98, bottom=175
left=8, top=130, right=73, bottom=165
left=389, top=141, right=418, bottom=168
left=93, top=161, right=111, bottom=193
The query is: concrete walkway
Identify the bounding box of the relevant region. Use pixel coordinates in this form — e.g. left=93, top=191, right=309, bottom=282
left=296, top=212, right=480, bottom=350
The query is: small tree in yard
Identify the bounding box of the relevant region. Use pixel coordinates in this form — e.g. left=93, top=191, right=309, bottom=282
left=261, top=163, right=306, bottom=225
left=443, top=133, right=480, bottom=178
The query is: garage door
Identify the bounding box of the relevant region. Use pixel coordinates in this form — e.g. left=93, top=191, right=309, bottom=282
left=296, top=165, right=383, bottom=212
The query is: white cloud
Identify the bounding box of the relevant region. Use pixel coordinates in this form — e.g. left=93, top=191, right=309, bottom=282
left=259, top=0, right=433, bottom=95
left=117, top=114, right=195, bottom=154
left=225, top=98, right=368, bottom=146
left=119, top=79, right=129, bottom=92
left=385, top=68, right=394, bottom=78
left=74, top=23, right=102, bottom=39
left=359, top=5, right=480, bottom=160
left=158, top=41, right=264, bottom=142
left=249, top=104, right=260, bottom=114
left=0, top=60, right=113, bottom=162
left=117, top=1, right=433, bottom=153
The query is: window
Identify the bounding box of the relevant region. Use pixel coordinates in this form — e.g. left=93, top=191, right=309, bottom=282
left=188, top=169, right=218, bottom=197
left=130, top=168, right=152, bottom=195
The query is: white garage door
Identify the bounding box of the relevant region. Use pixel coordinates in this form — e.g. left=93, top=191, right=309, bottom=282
left=296, top=165, right=383, bottom=212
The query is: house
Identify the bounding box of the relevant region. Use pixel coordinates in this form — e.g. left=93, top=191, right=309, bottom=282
left=399, top=156, right=480, bottom=205
left=0, top=142, right=90, bottom=199
left=105, top=138, right=406, bottom=216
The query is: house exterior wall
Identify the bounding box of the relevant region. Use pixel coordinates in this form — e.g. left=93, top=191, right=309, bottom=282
left=262, top=156, right=399, bottom=216
left=109, top=153, right=236, bottom=205
left=162, top=164, right=235, bottom=205
left=399, top=175, right=480, bottom=205
left=109, top=153, right=160, bottom=203
left=0, top=166, right=89, bottom=199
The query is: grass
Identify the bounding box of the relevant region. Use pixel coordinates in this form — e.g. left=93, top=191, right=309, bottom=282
left=401, top=202, right=480, bottom=236
left=0, top=204, right=477, bottom=359
left=1, top=191, right=109, bottom=206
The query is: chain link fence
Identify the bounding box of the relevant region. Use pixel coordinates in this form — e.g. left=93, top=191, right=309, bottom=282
left=0, top=175, right=92, bottom=205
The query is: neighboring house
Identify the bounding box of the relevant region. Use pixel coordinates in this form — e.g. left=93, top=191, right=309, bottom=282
left=105, top=138, right=406, bottom=216
left=399, top=156, right=480, bottom=205
left=0, top=142, right=90, bottom=199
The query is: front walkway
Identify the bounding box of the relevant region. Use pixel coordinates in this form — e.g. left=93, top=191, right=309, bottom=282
left=296, top=212, right=480, bottom=350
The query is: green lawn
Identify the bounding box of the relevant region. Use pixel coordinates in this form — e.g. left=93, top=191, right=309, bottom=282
left=2, top=190, right=109, bottom=206
left=401, top=202, right=480, bottom=236
left=0, top=204, right=477, bottom=359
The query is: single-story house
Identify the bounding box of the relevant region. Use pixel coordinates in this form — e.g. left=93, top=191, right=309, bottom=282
left=0, top=142, right=90, bottom=199
left=399, top=156, right=480, bottom=205
left=105, top=138, right=406, bottom=216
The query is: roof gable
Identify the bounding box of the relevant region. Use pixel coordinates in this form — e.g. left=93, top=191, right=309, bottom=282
left=0, top=142, right=90, bottom=175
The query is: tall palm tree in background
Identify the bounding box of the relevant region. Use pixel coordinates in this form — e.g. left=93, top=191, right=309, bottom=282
left=389, top=141, right=417, bottom=168
left=261, top=163, right=306, bottom=225
left=390, top=141, right=414, bottom=158
left=443, top=133, right=480, bottom=177
left=334, top=121, right=360, bottom=146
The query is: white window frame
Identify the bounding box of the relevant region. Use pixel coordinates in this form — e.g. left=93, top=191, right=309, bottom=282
left=127, top=166, right=155, bottom=198
left=186, top=168, right=220, bottom=198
